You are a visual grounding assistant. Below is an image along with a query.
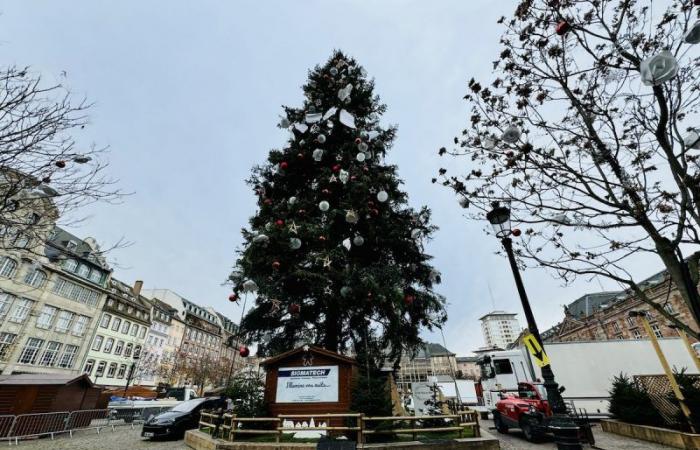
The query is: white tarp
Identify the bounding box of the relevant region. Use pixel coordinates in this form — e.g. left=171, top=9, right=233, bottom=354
left=275, top=366, right=339, bottom=403
left=411, top=382, right=433, bottom=416
left=438, top=380, right=478, bottom=404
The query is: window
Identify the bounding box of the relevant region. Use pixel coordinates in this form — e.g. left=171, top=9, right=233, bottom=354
left=626, top=316, right=635, bottom=327
left=0, top=333, right=16, bottom=360
left=18, top=338, right=44, bottom=364
left=64, top=259, right=78, bottom=272
left=38, top=341, right=62, bottom=366
left=114, top=340, right=124, bottom=355
left=8, top=299, right=33, bottom=323
left=92, top=335, right=104, bottom=351
left=66, top=240, right=78, bottom=251
left=133, top=345, right=142, bottom=359
left=124, top=343, right=133, bottom=357
left=0, top=293, right=13, bottom=320
left=24, top=269, right=47, bottom=288
left=111, top=317, right=121, bottom=331
left=72, top=315, right=89, bottom=336
left=664, top=303, right=676, bottom=314
left=84, top=359, right=95, bottom=375
left=103, top=338, right=114, bottom=353
left=117, top=364, right=127, bottom=379
left=130, top=325, right=139, bottom=337
left=493, top=359, right=513, bottom=375
left=57, top=345, right=78, bottom=368
left=89, top=270, right=102, bottom=283
left=95, top=361, right=106, bottom=377
left=139, top=327, right=146, bottom=339
left=106, top=362, right=117, bottom=378
left=100, top=313, right=111, bottom=328
left=611, top=321, right=621, bottom=332
left=616, top=335, right=624, bottom=340
left=0, top=257, right=17, bottom=278
left=55, top=311, right=74, bottom=332
left=77, top=265, right=90, bottom=278
left=13, top=234, right=30, bottom=249
left=651, top=324, right=663, bottom=338
left=633, top=329, right=643, bottom=339
left=121, top=321, right=130, bottom=335
left=52, top=277, right=100, bottom=307
left=36, top=305, right=58, bottom=329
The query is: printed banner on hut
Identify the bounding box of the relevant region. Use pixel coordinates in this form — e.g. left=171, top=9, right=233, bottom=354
left=276, top=365, right=339, bottom=403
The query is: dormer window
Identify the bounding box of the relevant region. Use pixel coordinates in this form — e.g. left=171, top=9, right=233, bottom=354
left=66, top=240, right=78, bottom=251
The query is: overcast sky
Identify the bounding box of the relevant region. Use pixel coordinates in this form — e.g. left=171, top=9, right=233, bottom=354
left=0, top=1, right=666, bottom=356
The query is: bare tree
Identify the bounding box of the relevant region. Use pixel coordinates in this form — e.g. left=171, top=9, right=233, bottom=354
left=437, top=0, right=700, bottom=337
left=161, top=350, right=230, bottom=394
left=0, top=66, right=121, bottom=254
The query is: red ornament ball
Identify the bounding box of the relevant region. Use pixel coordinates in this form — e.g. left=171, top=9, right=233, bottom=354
left=354, top=138, right=362, bottom=145
left=367, top=200, right=375, bottom=207
left=350, top=175, right=357, bottom=182
left=288, top=303, right=301, bottom=314
left=263, top=198, right=273, bottom=205
left=371, top=208, right=380, bottom=216
left=279, top=161, right=289, bottom=170
left=322, top=188, right=331, bottom=195
left=363, top=165, right=369, bottom=173
left=555, top=20, right=571, bottom=36
left=319, top=235, right=327, bottom=242
left=512, top=228, right=522, bottom=237
left=55, top=160, right=66, bottom=169
left=404, top=294, right=415, bottom=306
left=272, top=261, right=281, bottom=270
left=332, top=164, right=341, bottom=173
left=228, top=293, right=238, bottom=302
left=239, top=346, right=250, bottom=357
left=275, top=219, right=284, bottom=227
left=297, top=153, right=304, bottom=159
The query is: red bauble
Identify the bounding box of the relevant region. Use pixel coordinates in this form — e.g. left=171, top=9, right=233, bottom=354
left=279, top=161, right=289, bottom=170
left=263, top=198, right=273, bottom=205
left=298, top=209, right=306, bottom=215
left=367, top=200, right=375, bottom=207
left=319, top=235, right=327, bottom=242
left=350, top=175, right=357, bottom=182
left=555, top=20, right=571, bottom=36
left=272, top=261, right=281, bottom=270
left=367, top=292, right=373, bottom=299
left=363, top=165, right=369, bottom=172
left=354, top=138, right=362, bottom=145
left=239, top=346, right=250, bottom=357
left=42, top=177, right=51, bottom=184
left=404, top=294, right=415, bottom=306
left=297, top=153, right=304, bottom=159
left=228, top=293, right=238, bottom=302
left=371, top=208, right=380, bottom=216
left=55, top=160, right=66, bottom=169
left=275, top=219, right=284, bottom=227
left=512, top=228, right=522, bottom=237
left=322, top=188, right=331, bottom=195
left=332, top=164, right=341, bottom=173
left=288, top=303, right=301, bottom=314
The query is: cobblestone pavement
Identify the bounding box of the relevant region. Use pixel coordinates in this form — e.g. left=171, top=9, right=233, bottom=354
left=481, top=420, right=671, bottom=450
left=4, top=426, right=188, bottom=450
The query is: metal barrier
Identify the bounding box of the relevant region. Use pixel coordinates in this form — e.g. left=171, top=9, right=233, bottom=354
left=65, top=409, right=111, bottom=434
left=7, top=412, right=70, bottom=444
left=0, top=415, right=15, bottom=439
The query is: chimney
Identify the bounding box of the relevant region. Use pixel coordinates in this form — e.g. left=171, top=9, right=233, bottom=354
left=132, top=280, right=143, bottom=297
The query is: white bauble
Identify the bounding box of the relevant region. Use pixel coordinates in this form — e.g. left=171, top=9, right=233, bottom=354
left=377, top=190, right=389, bottom=202
left=319, top=201, right=330, bottom=212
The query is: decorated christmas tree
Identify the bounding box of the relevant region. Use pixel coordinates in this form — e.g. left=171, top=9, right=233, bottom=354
left=230, top=51, right=446, bottom=368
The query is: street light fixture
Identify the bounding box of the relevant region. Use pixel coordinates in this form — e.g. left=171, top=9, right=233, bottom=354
left=486, top=202, right=582, bottom=450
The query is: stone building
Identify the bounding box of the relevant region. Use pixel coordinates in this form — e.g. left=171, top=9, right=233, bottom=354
left=137, top=297, right=177, bottom=387
left=455, top=356, right=480, bottom=380
left=543, top=269, right=698, bottom=343
left=395, top=342, right=457, bottom=391
left=0, top=227, right=111, bottom=376
left=82, top=279, right=151, bottom=388
left=211, top=309, right=245, bottom=384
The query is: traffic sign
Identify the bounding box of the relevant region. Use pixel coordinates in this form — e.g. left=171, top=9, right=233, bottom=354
left=523, top=333, right=551, bottom=368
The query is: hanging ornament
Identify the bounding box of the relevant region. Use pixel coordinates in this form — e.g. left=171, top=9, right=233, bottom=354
left=288, top=221, right=299, bottom=234
left=294, top=123, right=309, bottom=133
left=332, top=164, right=341, bottom=173
left=310, top=124, right=320, bottom=133
left=324, top=285, right=333, bottom=295
left=317, top=134, right=327, bottom=144
left=315, top=99, right=322, bottom=106
left=288, top=303, right=301, bottom=315
left=640, top=50, right=679, bottom=86
left=270, top=299, right=281, bottom=313
left=338, top=170, right=349, bottom=184
left=555, top=20, right=571, bottom=36
left=684, top=21, right=700, bottom=44
left=404, top=294, right=415, bottom=306
left=305, top=113, right=322, bottom=123
left=329, top=174, right=338, bottom=183
left=342, top=238, right=352, bottom=250
left=275, top=219, right=285, bottom=227
left=501, top=125, right=521, bottom=144
left=73, top=155, right=91, bottom=164
left=55, top=160, right=66, bottom=168
left=377, top=190, right=389, bottom=202
left=272, top=260, right=281, bottom=270
left=369, top=112, right=379, bottom=121
left=288, top=196, right=297, bottom=205
left=323, top=107, right=338, bottom=120
left=239, top=346, right=250, bottom=357
left=289, top=237, right=302, bottom=250
left=340, top=286, right=352, bottom=297
left=339, top=109, right=356, bottom=128
left=330, top=67, right=338, bottom=76
left=512, top=228, right=522, bottom=237
left=353, top=235, right=365, bottom=246
left=345, top=210, right=359, bottom=224
left=322, top=256, right=332, bottom=268
left=322, top=188, right=331, bottom=196
left=458, top=197, right=469, bottom=208
left=411, top=228, right=421, bottom=239
left=684, top=131, right=700, bottom=149
left=252, top=234, right=269, bottom=245
left=312, top=148, right=324, bottom=161
left=335, top=154, right=343, bottom=162
left=429, top=269, right=441, bottom=284
left=242, top=280, right=258, bottom=292
left=483, top=136, right=496, bottom=150
left=319, top=200, right=330, bottom=211
left=311, top=180, right=319, bottom=190
left=228, top=293, right=238, bottom=302
left=279, top=161, right=288, bottom=170
left=338, top=83, right=353, bottom=102
left=367, top=130, right=380, bottom=140
left=356, top=152, right=366, bottom=162
left=263, top=198, right=273, bottom=206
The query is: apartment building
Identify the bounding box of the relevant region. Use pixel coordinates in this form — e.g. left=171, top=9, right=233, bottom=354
left=137, top=297, right=177, bottom=386
left=479, top=311, right=521, bottom=349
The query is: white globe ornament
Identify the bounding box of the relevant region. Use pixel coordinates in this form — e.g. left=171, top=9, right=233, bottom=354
left=345, top=210, right=359, bottom=224
left=312, top=149, right=324, bottom=161
left=684, top=130, right=700, bottom=150
left=501, top=125, right=521, bottom=144
left=317, top=134, right=327, bottom=144
left=358, top=142, right=368, bottom=152
left=289, top=238, right=302, bottom=250
left=319, top=200, right=330, bottom=212
left=376, top=190, right=389, bottom=202
left=356, top=153, right=366, bottom=162
left=330, top=67, right=338, bottom=76
left=353, top=235, right=365, bottom=246
left=252, top=234, right=269, bottom=245
left=288, top=196, right=297, bottom=205
left=411, top=228, right=421, bottom=239
left=640, top=50, right=679, bottom=86
left=242, top=280, right=258, bottom=292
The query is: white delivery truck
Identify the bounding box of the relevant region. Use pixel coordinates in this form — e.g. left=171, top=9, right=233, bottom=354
left=477, top=338, right=699, bottom=417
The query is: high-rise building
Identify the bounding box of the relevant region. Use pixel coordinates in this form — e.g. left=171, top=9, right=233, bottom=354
left=479, top=311, right=521, bottom=349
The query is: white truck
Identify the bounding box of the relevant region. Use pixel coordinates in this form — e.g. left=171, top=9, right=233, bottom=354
left=477, top=338, right=699, bottom=417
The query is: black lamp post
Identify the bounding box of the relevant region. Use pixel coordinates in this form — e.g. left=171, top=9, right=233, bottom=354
left=487, top=202, right=582, bottom=449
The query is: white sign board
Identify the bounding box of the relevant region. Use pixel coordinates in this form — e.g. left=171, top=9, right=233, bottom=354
left=275, top=365, right=339, bottom=403
left=411, top=382, right=433, bottom=416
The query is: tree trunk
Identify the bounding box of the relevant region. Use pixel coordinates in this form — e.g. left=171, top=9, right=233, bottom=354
left=655, top=239, right=700, bottom=331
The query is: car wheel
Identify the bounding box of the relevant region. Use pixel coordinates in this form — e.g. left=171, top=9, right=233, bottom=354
left=493, top=412, right=508, bottom=434
left=519, top=418, right=538, bottom=442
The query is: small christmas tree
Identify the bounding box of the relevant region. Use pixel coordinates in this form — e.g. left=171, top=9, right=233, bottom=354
left=608, top=373, right=663, bottom=426
left=231, top=51, right=446, bottom=368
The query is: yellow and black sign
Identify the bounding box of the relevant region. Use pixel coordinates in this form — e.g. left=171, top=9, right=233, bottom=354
left=523, top=333, right=551, bottom=368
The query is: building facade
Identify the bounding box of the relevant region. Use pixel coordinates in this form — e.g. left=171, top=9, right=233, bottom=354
left=395, top=343, right=457, bottom=391
left=479, top=311, right=521, bottom=349
left=83, top=279, right=151, bottom=388
left=543, top=269, right=698, bottom=343
left=455, top=356, right=480, bottom=380
left=137, top=297, right=177, bottom=387
left=0, top=227, right=111, bottom=376
left=212, top=309, right=244, bottom=384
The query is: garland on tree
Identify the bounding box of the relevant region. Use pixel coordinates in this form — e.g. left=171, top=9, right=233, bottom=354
left=230, top=50, right=446, bottom=368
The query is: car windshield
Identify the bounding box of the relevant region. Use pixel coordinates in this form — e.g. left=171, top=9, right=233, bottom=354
left=170, top=398, right=207, bottom=413
left=535, top=384, right=548, bottom=400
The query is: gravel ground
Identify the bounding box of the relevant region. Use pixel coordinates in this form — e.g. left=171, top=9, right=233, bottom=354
left=481, top=419, right=671, bottom=450
left=4, top=426, right=188, bottom=450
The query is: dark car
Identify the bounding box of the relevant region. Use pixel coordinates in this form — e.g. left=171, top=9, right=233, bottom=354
left=141, top=396, right=225, bottom=439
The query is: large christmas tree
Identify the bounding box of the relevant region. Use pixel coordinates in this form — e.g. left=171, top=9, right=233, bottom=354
left=231, top=51, right=446, bottom=368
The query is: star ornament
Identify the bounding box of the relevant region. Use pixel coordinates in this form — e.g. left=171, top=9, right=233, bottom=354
left=288, top=221, right=299, bottom=234
left=322, top=256, right=332, bottom=269
left=335, top=155, right=343, bottom=161
left=329, top=174, right=338, bottom=183
left=324, top=286, right=333, bottom=295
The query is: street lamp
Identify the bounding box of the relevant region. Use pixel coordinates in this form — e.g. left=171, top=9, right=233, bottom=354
left=486, top=202, right=582, bottom=449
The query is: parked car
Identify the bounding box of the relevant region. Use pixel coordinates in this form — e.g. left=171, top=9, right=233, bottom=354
left=141, top=396, right=225, bottom=439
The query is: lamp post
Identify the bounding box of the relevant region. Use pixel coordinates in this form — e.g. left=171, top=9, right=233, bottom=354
left=486, top=203, right=582, bottom=449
